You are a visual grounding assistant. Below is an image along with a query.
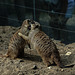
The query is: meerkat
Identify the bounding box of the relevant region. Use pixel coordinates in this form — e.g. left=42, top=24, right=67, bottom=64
left=18, top=20, right=74, bottom=68
left=0, top=19, right=31, bottom=59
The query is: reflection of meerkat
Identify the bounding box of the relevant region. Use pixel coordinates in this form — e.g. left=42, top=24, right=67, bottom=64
left=18, top=21, right=74, bottom=68
left=0, top=19, right=31, bottom=59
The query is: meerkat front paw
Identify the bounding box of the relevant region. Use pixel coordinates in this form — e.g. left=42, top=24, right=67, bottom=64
left=18, top=32, right=29, bottom=40
left=18, top=32, right=22, bottom=36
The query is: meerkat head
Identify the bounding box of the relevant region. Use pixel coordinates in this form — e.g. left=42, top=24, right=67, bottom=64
left=21, top=19, right=40, bottom=31
left=21, top=19, right=31, bottom=30
left=30, top=20, right=40, bottom=30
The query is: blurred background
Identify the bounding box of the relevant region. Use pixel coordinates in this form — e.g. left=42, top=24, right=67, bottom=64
left=0, top=0, right=75, bottom=43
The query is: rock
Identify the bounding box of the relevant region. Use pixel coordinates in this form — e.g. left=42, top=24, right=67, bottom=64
left=0, top=40, right=4, bottom=42
left=0, top=36, right=2, bottom=38
left=19, top=59, right=24, bottom=62
left=18, top=72, right=24, bottom=75
left=65, top=52, right=71, bottom=55
left=48, top=66, right=52, bottom=69
left=32, top=65, right=38, bottom=70
left=11, top=72, right=17, bottom=75
left=34, top=74, right=40, bottom=75
left=15, top=66, right=20, bottom=71
left=61, top=69, right=64, bottom=72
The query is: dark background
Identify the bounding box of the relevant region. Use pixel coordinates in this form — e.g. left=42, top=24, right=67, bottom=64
left=0, top=0, right=75, bottom=43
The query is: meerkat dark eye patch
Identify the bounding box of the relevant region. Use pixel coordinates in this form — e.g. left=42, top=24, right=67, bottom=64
left=28, top=25, right=31, bottom=30
left=35, top=25, right=39, bottom=28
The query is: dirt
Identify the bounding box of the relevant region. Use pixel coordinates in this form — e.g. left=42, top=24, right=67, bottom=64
left=0, top=26, right=75, bottom=75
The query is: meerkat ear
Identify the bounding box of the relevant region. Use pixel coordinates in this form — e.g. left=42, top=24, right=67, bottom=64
left=24, top=19, right=31, bottom=25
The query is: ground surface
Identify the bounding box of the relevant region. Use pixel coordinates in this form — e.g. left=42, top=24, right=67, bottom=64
left=0, top=26, right=75, bottom=75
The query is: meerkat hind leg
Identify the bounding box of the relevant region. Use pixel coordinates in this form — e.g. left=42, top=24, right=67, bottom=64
left=42, top=57, right=51, bottom=67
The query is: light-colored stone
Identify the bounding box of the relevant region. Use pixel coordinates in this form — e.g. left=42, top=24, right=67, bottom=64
left=48, top=66, right=52, bottom=69
left=65, top=52, right=71, bottom=55
left=61, top=69, right=64, bottom=72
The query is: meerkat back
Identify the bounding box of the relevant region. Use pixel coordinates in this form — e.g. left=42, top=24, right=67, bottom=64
left=0, top=19, right=31, bottom=59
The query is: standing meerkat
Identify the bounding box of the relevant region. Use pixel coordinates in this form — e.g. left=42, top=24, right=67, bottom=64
left=0, top=19, right=31, bottom=59
left=18, top=20, right=74, bottom=68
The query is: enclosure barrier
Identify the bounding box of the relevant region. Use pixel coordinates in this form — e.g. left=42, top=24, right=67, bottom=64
left=0, top=0, right=75, bottom=42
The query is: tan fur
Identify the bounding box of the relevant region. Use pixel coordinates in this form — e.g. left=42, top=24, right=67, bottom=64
left=1, top=19, right=31, bottom=59
left=18, top=22, right=62, bottom=67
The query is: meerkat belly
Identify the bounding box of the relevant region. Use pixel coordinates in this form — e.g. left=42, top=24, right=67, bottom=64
left=32, top=31, right=53, bottom=56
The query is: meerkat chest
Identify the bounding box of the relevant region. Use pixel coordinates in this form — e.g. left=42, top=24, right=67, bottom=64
left=29, top=30, right=48, bottom=48
left=28, top=29, right=39, bottom=42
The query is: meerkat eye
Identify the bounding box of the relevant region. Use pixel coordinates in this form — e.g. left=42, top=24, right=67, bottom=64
left=35, top=25, right=39, bottom=28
